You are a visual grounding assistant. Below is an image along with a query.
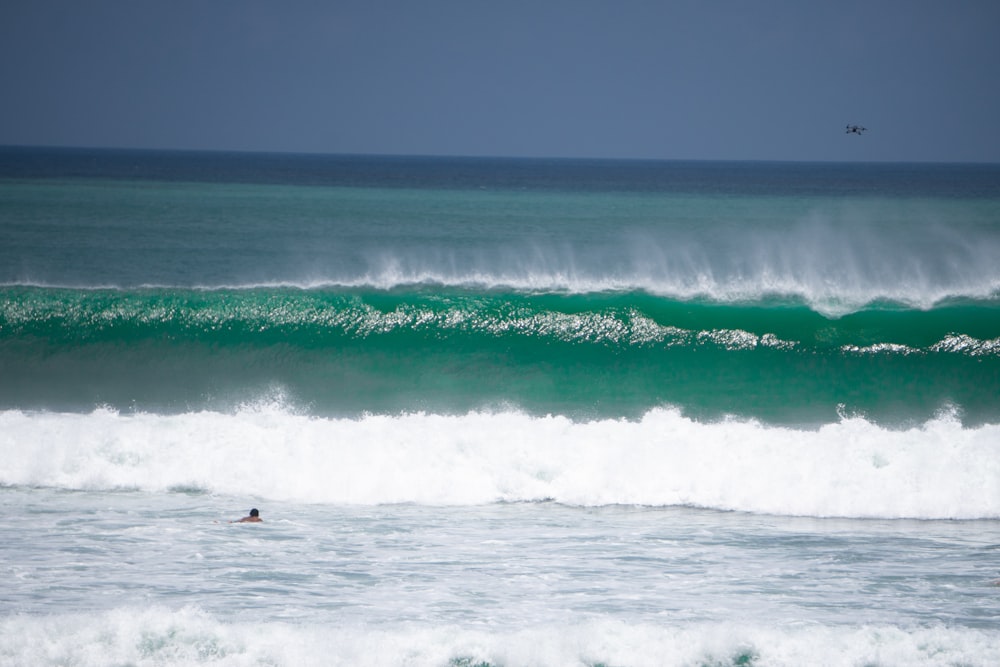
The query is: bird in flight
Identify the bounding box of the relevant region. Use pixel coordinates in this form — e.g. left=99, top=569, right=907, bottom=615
left=845, top=125, right=867, bottom=135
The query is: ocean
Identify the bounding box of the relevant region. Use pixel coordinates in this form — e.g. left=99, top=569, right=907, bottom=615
left=1, top=146, right=998, bottom=666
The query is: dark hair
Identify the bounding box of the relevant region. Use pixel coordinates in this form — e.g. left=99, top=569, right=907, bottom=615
left=249, top=508, right=259, bottom=517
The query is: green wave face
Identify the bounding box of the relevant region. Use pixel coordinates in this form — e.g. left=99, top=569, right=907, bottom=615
left=3, top=286, right=998, bottom=425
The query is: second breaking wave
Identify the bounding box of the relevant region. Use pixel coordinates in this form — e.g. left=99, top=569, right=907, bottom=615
left=2, top=286, right=999, bottom=424
left=0, top=287, right=1000, bottom=423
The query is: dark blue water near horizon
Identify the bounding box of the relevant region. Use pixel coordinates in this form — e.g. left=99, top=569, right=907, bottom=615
left=3, top=144, right=999, bottom=196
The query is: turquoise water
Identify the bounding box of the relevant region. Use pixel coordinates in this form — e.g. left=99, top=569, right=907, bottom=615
left=2, top=286, right=999, bottom=424
left=1, top=148, right=999, bottom=665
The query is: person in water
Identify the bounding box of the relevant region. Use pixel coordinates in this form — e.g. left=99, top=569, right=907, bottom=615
left=232, top=508, right=262, bottom=523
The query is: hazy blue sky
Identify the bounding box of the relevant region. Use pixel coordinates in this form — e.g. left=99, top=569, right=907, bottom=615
left=2, top=1, right=998, bottom=162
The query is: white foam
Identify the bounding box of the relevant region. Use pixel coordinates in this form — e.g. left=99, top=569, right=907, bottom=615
left=932, top=334, right=1000, bottom=356
left=2, top=405, right=997, bottom=520
left=1, top=606, right=997, bottom=667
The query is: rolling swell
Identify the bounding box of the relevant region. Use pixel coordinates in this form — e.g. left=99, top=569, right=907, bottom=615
left=2, top=285, right=999, bottom=424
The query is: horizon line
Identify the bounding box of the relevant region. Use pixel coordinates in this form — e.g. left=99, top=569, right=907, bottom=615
left=2, top=143, right=998, bottom=167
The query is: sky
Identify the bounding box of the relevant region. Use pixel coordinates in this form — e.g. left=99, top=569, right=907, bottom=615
left=1, top=0, right=998, bottom=162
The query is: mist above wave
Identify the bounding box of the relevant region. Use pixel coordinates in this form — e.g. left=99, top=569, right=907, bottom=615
left=345, top=205, right=1000, bottom=315
left=5, top=171, right=999, bottom=318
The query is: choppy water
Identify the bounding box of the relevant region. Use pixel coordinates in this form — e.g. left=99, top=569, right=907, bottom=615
left=3, top=489, right=1000, bottom=666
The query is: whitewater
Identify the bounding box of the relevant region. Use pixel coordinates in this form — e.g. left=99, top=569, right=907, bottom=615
left=2, top=405, right=999, bottom=520
left=1, top=148, right=999, bottom=666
